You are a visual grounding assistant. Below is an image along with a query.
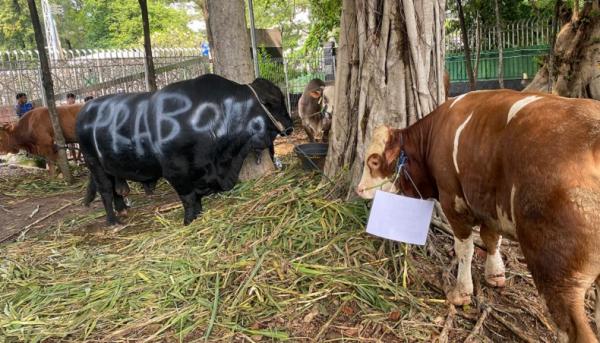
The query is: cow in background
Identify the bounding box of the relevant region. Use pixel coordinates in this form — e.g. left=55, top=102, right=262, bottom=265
left=0, top=104, right=83, bottom=176
left=357, top=90, right=600, bottom=343
left=297, top=78, right=335, bottom=142
left=77, top=74, right=293, bottom=226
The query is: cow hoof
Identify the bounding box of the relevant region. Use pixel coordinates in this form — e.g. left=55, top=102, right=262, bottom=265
left=485, top=274, right=506, bottom=288
left=117, top=209, right=128, bottom=217
left=447, top=290, right=472, bottom=306
left=107, top=219, right=120, bottom=226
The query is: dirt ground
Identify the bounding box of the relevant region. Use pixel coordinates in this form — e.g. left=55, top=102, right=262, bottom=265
left=0, top=125, right=311, bottom=242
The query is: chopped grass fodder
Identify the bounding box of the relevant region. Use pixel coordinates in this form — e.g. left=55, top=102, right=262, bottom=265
left=0, top=166, right=555, bottom=342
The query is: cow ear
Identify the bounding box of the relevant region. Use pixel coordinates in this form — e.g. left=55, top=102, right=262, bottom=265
left=383, top=128, right=402, bottom=168
left=309, top=89, right=322, bottom=99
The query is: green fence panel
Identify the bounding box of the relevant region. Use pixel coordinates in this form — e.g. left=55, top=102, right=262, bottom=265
left=446, top=46, right=548, bottom=82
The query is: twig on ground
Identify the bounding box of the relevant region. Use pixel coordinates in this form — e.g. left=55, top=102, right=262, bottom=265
left=314, top=299, right=348, bottom=342
left=15, top=200, right=77, bottom=241
left=491, top=310, right=537, bottom=343
left=465, top=305, right=492, bottom=343
left=28, top=204, right=40, bottom=218
left=436, top=304, right=456, bottom=343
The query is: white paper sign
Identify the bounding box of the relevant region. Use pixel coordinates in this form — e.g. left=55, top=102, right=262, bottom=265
left=365, top=190, right=434, bottom=245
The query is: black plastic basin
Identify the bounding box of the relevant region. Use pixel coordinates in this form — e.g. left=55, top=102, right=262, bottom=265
left=294, top=143, right=328, bottom=171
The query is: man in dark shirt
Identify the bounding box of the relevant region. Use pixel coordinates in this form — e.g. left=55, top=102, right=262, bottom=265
left=66, top=93, right=76, bottom=104
left=15, top=93, right=33, bottom=118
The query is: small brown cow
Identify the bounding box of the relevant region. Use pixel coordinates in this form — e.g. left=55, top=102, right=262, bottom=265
left=357, top=90, right=600, bottom=343
left=0, top=104, right=82, bottom=176
left=297, top=78, right=335, bottom=142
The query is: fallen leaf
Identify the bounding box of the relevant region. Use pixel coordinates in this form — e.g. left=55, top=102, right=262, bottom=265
left=303, top=307, right=319, bottom=323
left=388, top=311, right=401, bottom=321
left=341, top=327, right=359, bottom=336
left=341, top=305, right=354, bottom=316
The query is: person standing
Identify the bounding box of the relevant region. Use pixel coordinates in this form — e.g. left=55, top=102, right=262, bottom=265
left=15, top=93, right=33, bottom=118
left=66, top=93, right=76, bottom=104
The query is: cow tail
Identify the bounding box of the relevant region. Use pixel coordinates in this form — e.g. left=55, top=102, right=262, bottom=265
left=83, top=175, right=97, bottom=207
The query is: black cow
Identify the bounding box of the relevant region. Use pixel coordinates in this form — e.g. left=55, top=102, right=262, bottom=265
left=77, top=74, right=293, bottom=226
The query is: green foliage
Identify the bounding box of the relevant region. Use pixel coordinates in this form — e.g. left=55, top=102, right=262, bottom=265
left=447, top=0, right=558, bottom=33
left=257, top=47, right=285, bottom=84
left=303, top=0, right=341, bottom=55
left=0, top=0, right=203, bottom=50
left=58, top=0, right=202, bottom=49
left=0, top=0, right=35, bottom=50
left=249, top=0, right=309, bottom=58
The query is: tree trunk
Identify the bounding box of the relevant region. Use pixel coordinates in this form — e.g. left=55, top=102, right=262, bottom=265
left=547, top=0, right=562, bottom=92
left=472, top=13, right=482, bottom=83
left=494, top=0, right=504, bottom=88
left=139, top=0, right=157, bottom=92
left=27, top=0, right=73, bottom=183
left=324, top=0, right=446, bottom=194
left=456, top=0, right=475, bottom=90
left=525, top=0, right=600, bottom=99
left=204, top=0, right=275, bottom=181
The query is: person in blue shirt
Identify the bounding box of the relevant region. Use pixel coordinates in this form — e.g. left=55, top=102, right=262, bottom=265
left=15, top=93, right=33, bottom=118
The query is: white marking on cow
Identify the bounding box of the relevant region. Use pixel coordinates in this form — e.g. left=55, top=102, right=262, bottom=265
left=454, top=196, right=469, bottom=214
left=453, top=113, right=473, bottom=174
left=86, top=93, right=266, bottom=159
left=449, top=93, right=468, bottom=109
left=496, top=202, right=517, bottom=239
left=154, top=93, right=192, bottom=151
left=485, top=238, right=505, bottom=281
left=109, top=98, right=133, bottom=153
left=133, top=100, right=153, bottom=156
left=506, top=96, right=542, bottom=124
left=510, top=185, right=517, bottom=226
left=454, top=234, right=474, bottom=295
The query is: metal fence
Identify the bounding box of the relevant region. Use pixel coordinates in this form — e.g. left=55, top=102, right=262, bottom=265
left=446, top=47, right=547, bottom=82
left=446, top=18, right=552, bottom=53
left=0, top=48, right=334, bottom=122
left=0, top=48, right=210, bottom=122
left=258, top=55, right=335, bottom=115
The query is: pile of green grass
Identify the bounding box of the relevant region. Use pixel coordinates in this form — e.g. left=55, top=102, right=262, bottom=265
left=0, top=167, right=444, bottom=342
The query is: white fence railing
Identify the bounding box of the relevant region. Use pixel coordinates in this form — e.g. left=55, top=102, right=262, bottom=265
left=0, top=48, right=336, bottom=122
left=446, top=18, right=552, bottom=53
left=0, top=48, right=210, bottom=121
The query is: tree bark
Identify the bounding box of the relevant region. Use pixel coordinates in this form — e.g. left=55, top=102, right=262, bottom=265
left=525, top=0, right=600, bottom=99
left=472, top=13, right=482, bottom=83
left=456, top=0, right=475, bottom=90
left=27, top=0, right=73, bottom=183
left=324, top=0, right=446, bottom=194
left=204, top=0, right=275, bottom=181
left=547, top=0, right=562, bottom=92
left=494, top=0, right=504, bottom=88
left=139, top=0, right=157, bottom=92
left=205, top=0, right=255, bottom=83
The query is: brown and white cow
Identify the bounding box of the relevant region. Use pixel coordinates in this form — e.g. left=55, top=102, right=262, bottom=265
left=357, top=90, right=600, bottom=343
left=297, top=78, right=335, bottom=142
left=0, top=104, right=82, bottom=176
